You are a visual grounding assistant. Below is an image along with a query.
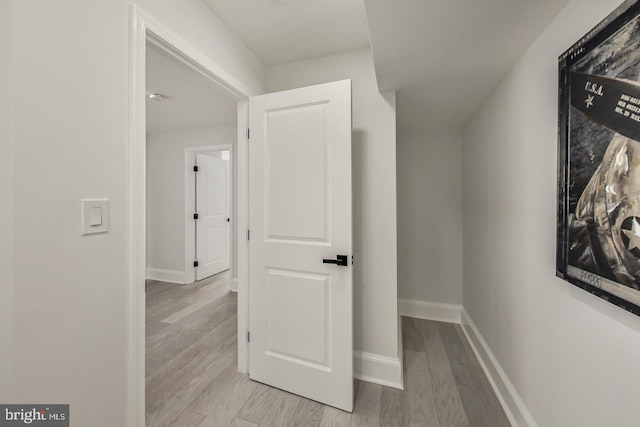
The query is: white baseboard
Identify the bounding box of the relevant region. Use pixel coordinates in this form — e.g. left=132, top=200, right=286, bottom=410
left=354, top=350, right=403, bottom=390
left=230, top=277, right=238, bottom=292
left=146, top=268, right=186, bottom=284
left=460, top=309, right=537, bottom=427
left=399, top=298, right=462, bottom=323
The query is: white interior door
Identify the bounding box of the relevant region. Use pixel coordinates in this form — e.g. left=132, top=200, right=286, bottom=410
left=249, top=80, right=353, bottom=411
left=196, top=153, right=230, bottom=281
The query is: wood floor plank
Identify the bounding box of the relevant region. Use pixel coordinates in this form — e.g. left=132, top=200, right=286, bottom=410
left=349, top=380, right=382, bottom=427
left=294, top=398, right=325, bottom=427
left=319, top=406, right=352, bottom=427
left=146, top=300, right=236, bottom=378
left=165, top=410, right=204, bottom=427
left=187, top=358, right=242, bottom=416
left=147, top=343, right=237, bottom=426
left=263, top=390, right=305, bottom=427
left=146, top=322, right=237, bottom=418
left=163, top=282, right=230, bottom=324
left=380, top=386, right=409, bottom=427
left=146, top=314, right=237, bottom=392
left=177, top=293, right=237, bottom=331
left=147, top=296, right=191, bottom=325
left=454, top=324, right=479, bottom=366
left=421, top=321, right=470, bottom=427
left=237, top=383, right=288, bottom=426
left=404, top=350, right=439, bottom=427
left=147, top=280, right=511, bottom=427
left=199, top=374, right=259, bottom=427
left=445, top=324, right=510, bottom=427
left=401, top=317, right=425, bottom=352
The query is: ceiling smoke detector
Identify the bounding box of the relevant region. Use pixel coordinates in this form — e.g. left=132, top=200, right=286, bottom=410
left=146, top=92, right=169, bottom=102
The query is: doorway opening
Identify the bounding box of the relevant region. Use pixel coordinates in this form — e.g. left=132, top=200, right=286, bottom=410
left=144, top=32, right=240, bottom=427
left=130, top=6, right=354, bottom=423
left=132, top=8, right=251, bottom=424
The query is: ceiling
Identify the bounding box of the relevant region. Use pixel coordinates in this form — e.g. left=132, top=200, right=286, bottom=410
left=202, top=0, right=370, bottom=65
left=195, top=0, right=571, bottom=131
left=364, top=0, right=572, bottom=130
left=146, top=44, right=237, bottom=134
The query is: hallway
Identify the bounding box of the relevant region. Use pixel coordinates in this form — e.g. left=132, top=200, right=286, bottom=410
left=145, top=274, right=509, bottom=426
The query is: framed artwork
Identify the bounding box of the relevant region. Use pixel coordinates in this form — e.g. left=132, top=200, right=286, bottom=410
left=557, top=0, right=640, bottom=315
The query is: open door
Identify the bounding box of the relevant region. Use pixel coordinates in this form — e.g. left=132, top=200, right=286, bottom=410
left=195, top=152, right=230, bottom=281
left=248, top=80, right=353, bottom=411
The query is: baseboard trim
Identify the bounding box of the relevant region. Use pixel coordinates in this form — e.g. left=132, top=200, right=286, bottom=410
left=460, top=309, right=537, bottom=427
left=354, top=350, right=403, bottom=390
left=146, top=268, right=186, bottom=284
left=230, top=277, right=238, bottom=292
left=399, top=298, right=462, bottom=323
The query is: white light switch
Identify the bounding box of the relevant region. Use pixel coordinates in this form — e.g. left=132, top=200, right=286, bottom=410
left=89, top=207, right=102, bottom=226
left=82, top=199, right=109, bottom=235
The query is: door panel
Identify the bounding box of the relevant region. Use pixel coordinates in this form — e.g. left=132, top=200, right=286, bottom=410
left=265, top=268, right=330, bottom=368
left=249, top=80, right=353, bottom=412
left=196, top=153, right=230, bottom=280
left=266, top=102, right=329, bottom=242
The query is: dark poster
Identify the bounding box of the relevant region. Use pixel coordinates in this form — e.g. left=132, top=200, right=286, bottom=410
left=557, top=0, right=640, bottom=315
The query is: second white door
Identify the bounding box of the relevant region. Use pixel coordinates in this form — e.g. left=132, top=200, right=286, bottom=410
left=195, top=152, right=230, bottom=280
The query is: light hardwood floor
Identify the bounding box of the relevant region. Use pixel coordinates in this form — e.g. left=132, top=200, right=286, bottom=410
left=146, top=273, right=510, bottom=427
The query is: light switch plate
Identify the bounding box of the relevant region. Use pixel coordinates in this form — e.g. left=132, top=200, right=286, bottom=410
left=82, top=199, right=109, bottom=235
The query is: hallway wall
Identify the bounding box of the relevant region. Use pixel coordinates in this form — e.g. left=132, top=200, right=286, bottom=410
left=463, top=0, right=640, bottom=425
left=397, top=128, right=463, bottom=307
left=8, top=1, right=265, bottom=425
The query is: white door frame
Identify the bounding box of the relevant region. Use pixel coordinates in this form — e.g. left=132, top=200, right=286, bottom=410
left=128, top=5, right=253, bottom=426
left=184, top=144, right=233, bottom=285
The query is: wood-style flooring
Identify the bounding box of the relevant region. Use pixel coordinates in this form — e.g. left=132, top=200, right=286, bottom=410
left=146, top=273, right=510, bottom=427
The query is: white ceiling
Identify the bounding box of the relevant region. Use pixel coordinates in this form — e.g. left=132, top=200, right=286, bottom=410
left=365, top=0, right=571, bottom=130
left=146, top=44, right=237, bottom=134
left=202, top=0, right=371, bottom=65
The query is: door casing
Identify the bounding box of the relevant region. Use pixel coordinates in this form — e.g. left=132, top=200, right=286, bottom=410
left=128, top=6, right=253, bottom=426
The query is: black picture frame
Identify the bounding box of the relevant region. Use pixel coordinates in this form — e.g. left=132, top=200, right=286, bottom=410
left=557, top=0, right=640, bottom=316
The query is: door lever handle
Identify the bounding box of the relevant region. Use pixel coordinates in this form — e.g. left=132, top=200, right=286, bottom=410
left=323, top=255, right=348, bottom=266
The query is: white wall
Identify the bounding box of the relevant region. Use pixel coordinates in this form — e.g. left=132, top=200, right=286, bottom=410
left=0, top=0, right=14, bottom=402
left=462, top=0, right=640, bottom=425
left=268, top=48, right=400, bottom=365
left=9, top=1, right=264, bottom=425
left=146, top=124, right=236, bottom=279
left=397, top=129, right=463, bottom=305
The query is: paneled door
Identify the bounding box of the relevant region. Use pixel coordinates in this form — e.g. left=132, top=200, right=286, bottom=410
left=248, top=80, right=353, bottom=411
left=195, top=153, right=230, bottom=280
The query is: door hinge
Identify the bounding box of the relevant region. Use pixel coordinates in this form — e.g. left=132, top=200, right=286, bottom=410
left=247, top=128, right=250, bottom=139
left=193, top=261, right=199, bottom=268
left=247, top=229, right=250, bottom=241
left=193, top=165, right=199, bottom=172
left=193, top=213, right=199, bottom=220
left=247, top=331, right=250, bottom=342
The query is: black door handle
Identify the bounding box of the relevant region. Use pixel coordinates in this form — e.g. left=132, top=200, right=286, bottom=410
left=323, top=255, right=348, bottom=266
